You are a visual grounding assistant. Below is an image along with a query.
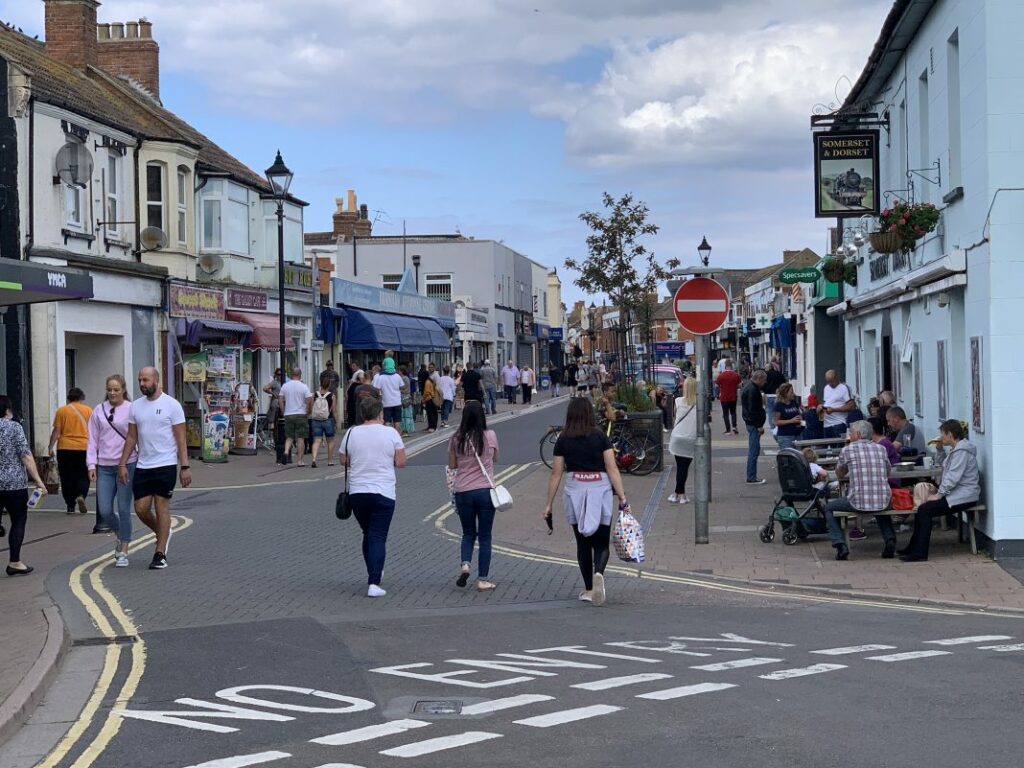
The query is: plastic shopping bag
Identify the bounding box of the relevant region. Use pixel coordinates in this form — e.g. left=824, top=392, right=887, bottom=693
left=612, top=503, right=645, bottom=564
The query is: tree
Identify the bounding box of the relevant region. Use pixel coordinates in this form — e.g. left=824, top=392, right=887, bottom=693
left=566, top=193, right=678, bottom=379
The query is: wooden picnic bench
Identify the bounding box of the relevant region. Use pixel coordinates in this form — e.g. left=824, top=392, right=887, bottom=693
left=831, top=504, right=986, bottom=555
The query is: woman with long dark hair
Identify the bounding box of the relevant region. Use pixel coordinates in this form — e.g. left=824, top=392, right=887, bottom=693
left=448, top=400, right=500, bottom=591
left=1, top=395, right=46, bottom=575
left=543, top=397, right=628, bottom=605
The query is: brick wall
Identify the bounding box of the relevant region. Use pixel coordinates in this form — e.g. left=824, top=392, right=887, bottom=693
left=96, top=21, right=160, bottom=98
left=44, top=0, right=99, bottom=69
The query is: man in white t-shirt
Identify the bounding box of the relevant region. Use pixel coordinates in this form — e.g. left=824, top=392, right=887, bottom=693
left=338, top=396, right=407, bottom=597
left=821, top=369, right=856, bottom=439
left=376, top=358, right=404, bottom=430
left=438, top=366, right=456, bottom=427
left=118, top=367, right=189, bottom=570
left=278, top=368, right=313, bottom=466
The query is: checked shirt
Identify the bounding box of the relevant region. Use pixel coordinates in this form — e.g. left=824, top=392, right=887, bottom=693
left=837, top=439, right=892, bottom=512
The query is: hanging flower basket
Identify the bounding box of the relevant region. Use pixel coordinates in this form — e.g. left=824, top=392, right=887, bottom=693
left=877, top=202, right=941, bottom=254
left=869, top=230, right=903, bottom=254
left=820, top=257, right=846, bottom=283
left=843, top=261, right=858, bottom=287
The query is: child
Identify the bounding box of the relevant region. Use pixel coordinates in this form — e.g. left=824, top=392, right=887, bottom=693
left=802, top=448, right=829, bottom=491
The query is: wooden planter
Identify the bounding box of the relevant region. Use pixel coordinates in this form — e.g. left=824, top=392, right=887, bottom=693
left=870, top=230, right=904, bottom=254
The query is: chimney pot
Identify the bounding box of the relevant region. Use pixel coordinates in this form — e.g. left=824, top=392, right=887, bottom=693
left=347, top=189, right=357, bottom=212
left=126, top=21, right=139, bottom=38
left=334, top=197, right=345, bottom=213
left=139, top=20, right=153, bottom=39
left=97, top=23, right=110, bottom=40
left=110, top=22, right=124, bottom=39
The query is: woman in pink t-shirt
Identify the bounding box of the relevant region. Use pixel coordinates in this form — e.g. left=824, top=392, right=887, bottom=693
left=447, top=400, right=500, bottom=592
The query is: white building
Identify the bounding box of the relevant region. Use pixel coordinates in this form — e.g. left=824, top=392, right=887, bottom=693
left=826, top=0, right=1024, bottom=555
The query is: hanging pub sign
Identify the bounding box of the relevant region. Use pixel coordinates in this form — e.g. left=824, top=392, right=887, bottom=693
left=813, top=130, right=880, bottom=218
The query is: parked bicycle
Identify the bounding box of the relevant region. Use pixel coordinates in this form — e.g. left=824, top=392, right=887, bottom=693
left=540, top=416, right=658, bottom=476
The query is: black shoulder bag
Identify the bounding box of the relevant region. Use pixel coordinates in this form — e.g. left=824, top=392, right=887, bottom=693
left=335, top=429, right=353, bottom=520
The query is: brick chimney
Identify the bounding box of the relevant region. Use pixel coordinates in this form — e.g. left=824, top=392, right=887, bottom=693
left=44, top=0, right=100, bottom=70
left=96, top=17, right=160, bottom=98
left=331, top=190, right=373, bottom=241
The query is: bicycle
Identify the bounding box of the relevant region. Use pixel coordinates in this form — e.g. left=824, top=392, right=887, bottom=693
left=255, top=413, right=275, bottom=452
left=539, top=417, right=657, bottom=476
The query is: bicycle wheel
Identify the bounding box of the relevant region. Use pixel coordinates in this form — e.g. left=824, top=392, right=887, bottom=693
left=539, top=428, right=561, bottom=469
left=628, top=433, right=660, bottom=476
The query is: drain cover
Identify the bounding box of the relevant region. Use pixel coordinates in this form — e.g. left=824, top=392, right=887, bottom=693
left=412, top=700, right=463, bottom=716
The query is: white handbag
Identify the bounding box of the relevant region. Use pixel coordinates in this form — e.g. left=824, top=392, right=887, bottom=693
left=473, top=443, right=513, bottom=511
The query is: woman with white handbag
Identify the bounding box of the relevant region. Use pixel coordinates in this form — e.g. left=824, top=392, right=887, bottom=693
left=543, top=397, right=628, bottom=606
left=447, top=400, right=504, bottom=592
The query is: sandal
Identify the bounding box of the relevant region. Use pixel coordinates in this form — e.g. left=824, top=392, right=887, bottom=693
left=476, top=580, right=496, bottom=592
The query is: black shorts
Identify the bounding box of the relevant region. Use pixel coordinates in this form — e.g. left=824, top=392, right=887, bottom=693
left=133, top=465, right=177, bottom=500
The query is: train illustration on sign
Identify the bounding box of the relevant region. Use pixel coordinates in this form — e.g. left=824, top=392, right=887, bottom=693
left=829, top=167, right=867, bottom=207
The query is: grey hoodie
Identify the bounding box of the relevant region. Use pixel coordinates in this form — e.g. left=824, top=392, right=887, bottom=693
left=937, top=439, right=980, bottom=507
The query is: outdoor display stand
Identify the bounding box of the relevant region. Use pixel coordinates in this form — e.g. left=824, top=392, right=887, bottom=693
left=183, top=345, right=242, bottom=463
left=230, top=381, right=258, bottom=455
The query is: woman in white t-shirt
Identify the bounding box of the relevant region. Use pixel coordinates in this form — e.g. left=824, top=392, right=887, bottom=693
left=338, top=397, right=407, bottom=598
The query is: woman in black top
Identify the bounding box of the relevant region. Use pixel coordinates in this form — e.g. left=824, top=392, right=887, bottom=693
left=543, top=398, right=628, bottom=606
left=772, top=382, right=803, bottom=450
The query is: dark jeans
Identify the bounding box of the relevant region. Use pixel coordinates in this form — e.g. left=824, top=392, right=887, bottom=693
left=824, top=423, right=848, bottom=439
left=572, top=523, right=610, bottom=591
left=0, top=489, right=28, bottom=562
left=674, top=456, right=692, bottom=495
left=56, top=449, right=90, bottom=510
left=907, top=497, right=973, bottom=559
left=823, top=497, right=896, bottom=548
left=745, top=425, right=761, bottom=481
left=521, top=384, right=532, bottom=404
left=350, top=493, right=395, bottom=586
left=454, top=488, right=495, bottom=578
left=721, top=401, right=737, bottom=432
left=425, top=401, right=439, bottom=430
left=441, top=399, right=453, bottom=423
left=504, top=385, right=517, bottom=404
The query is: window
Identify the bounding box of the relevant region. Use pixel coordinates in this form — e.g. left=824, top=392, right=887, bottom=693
left=543, top=292, right=548, bottom=317
left=177, top=166, right=189, bottom=245
left=382, top=274, right=402, bottom=291
left=202, top=198, right=222, bottom=249
left=918, top=70, right=930, bottom=203
left=146, top=163, right=164, bottom=230
left=64, top=182, right=83, bottom=228
left=947, top=30, right=962, bottom=190
left=105, top=154, right=120, bottom=236
left=200, top=180, right=251, bottom=255
left=425, top=273, right=452, bottom=302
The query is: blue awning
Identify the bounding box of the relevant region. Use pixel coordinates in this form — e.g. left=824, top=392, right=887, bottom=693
left=181, top=318, right=252, bottom=346
left=318, top=306, right=347, bottom=344
left=342, top=309, right=450, bottom=352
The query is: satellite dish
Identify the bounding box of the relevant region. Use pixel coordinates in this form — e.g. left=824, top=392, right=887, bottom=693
left=197, top=253, right=224, bottom=274
left=140, top=226, right=168, bottom=251
left=55, top=141, right=94, bottom=187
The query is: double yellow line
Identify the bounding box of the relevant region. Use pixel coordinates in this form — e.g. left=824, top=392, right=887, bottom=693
left=38, top=516, right=193, bottom=768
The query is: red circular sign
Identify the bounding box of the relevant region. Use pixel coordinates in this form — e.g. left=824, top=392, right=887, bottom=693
left=673, top=277, right=730, bottom=335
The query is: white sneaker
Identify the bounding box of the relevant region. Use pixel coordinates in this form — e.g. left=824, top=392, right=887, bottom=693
left=667, top=493, right=680, bottom=503
left=578, top=591, right=593, bottom=602
left=592, top=572, right=606, bottom=606
left=367, top=585, right=387, bottom=598
left=115, top=553, right=129, bottom=568
left=678, top=495, right=690, bottom=505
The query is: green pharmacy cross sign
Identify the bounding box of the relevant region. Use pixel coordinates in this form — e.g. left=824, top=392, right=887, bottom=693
left=779, top=267, right=822, bottom=284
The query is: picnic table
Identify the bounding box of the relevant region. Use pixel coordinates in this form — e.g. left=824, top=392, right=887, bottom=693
left=890, top=466, right=942, bottom=482
left=794, top=437, right=849, bottom=449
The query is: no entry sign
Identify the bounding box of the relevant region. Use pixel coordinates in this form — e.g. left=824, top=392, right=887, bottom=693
left=673, top=277, right=729, bottom=335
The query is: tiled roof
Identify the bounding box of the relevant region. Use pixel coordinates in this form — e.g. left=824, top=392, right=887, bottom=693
left=0, top=26, right=269, bottom=192
left=304, top=232, right=338, bottom=246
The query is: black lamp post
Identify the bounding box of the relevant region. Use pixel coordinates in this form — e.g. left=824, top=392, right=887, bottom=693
left=698, top=235, right=712, bottom=267
left=412, top=254, right=421, bottom=292
left=265, top=150, right=293, bottom=464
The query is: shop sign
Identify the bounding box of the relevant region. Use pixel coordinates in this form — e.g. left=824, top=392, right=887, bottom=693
left=549, top=327, right=564, bottom=341
left=778, top=267, right=821, bottom=284
left=754, top=313, right=772, bottom=330
left=169, top=284, right=224, bottom=319
left=813, top=130, right=880, bottom=218
left=869, top=254, right=891, bottom=282
left=533, top=323, right=550, bottom=340
left=226, top=288, right=268, bottom=312
left=183, top=353, right=207, bottom=383
left=283, top=264, right=314, bottom=290
left=470, top=311, right=489, bottom=325
left=654, top=342, right=685, bottom=355
left=332, top=276, right=456, bottom=324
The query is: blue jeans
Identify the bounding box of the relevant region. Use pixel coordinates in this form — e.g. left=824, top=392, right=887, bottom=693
left=454, top=488, right=495, bottom=578
left=775, top=435, right=797, bottom=451
left=824, top=496, right=896, bottom=548
left=350, top=493, right=395, bottom=586
left=441, top=399, right=453, bottom=423
left=485, top=386, right=497, bottom=414
left=96, top=463, right=135, bottom=543
left=746, top=425, right=761, bottom=481
left=824, top=423, right=848, bottom=439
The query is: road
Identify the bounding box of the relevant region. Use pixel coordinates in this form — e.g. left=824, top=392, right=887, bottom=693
left=4, top=399, right=1023, bottom=768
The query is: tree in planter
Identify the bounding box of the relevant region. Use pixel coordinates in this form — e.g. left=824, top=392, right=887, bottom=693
left=566, top=193, right=679, bottom=381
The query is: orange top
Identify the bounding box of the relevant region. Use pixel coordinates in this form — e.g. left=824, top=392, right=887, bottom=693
left=54, top=402, right=93, bottom=451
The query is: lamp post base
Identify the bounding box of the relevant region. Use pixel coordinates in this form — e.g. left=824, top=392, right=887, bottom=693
left=275, top=416, right=290, bottom=464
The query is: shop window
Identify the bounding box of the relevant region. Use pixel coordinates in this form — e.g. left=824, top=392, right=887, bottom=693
left=382, top=274, right=402, bottom=291
left=425, top=273, right=452, bottom=302
left=146, top=162, right=165, bottom=230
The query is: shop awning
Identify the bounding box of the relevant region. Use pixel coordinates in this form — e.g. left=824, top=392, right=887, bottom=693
left=225, top=311, right=295, bottom=350
left=0, top=259, right=93, bottom=306
left=318, top=306, right=348, bottom=345
left=182, top=318, right=253, bottom=346
left=343, top=308, right=450, bottom=352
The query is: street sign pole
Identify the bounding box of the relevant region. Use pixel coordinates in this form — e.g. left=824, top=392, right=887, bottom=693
left=694, top=333, right=710, bottom=544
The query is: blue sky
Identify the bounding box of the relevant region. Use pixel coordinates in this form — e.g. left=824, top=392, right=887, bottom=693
left=3, top=0, right=891, bottom=304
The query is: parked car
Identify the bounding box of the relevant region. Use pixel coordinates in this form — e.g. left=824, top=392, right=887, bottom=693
left=651, top=365, right=684, bottom=398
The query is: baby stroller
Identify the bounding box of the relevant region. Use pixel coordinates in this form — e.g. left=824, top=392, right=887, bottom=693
left=759, top=448, right=829, bottom=545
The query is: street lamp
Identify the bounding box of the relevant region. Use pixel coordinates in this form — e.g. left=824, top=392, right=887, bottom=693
left=411, top=254, right=421, bottom=292
left=587, top=301, right=597, bottom=358
left=265, top=149, right=293, bottom=464
left=698, top=236, right=712, bottom=267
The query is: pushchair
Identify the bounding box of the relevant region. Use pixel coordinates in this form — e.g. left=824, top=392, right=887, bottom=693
left=759, top=448, right=829, bottom=545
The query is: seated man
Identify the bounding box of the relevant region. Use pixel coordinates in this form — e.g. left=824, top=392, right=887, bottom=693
left=886, top=406, right=926, bottom=455
left=823, top=420, right=896, bottom=561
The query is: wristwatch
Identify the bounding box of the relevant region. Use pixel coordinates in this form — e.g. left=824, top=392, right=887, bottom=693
left=180, top=465, right=191, bottom=471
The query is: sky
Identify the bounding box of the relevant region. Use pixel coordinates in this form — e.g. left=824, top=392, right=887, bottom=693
left=1, top=0, right=892, bottom=304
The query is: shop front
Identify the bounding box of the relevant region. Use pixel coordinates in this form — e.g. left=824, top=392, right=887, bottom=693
left=456, top=305, right=493, bottom=365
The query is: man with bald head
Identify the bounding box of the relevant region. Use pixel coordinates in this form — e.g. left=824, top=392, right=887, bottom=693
left=821, top=369, right=855, bottom=439
left=118, top=367, right=190, bottom=570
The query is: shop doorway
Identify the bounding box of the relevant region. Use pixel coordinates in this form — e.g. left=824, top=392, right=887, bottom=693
left=65, top=333, right=125, bottom=404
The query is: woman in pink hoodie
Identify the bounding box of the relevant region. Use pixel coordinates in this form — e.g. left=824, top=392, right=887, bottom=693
left=87, top=375, right=138, bottom=567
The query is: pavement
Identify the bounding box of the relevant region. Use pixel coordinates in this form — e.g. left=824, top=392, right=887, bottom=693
left=3, top=394, right=1023, bottom=768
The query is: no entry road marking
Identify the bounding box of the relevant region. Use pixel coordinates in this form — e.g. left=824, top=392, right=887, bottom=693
left=759, top=664, right=847, bottom=681
left=526, top=645, right=663, bottom=663
left=310, top=720, right=430, bottom=746
left=182, top=752, right=291, bottom=768
left=978, top=643, right=1024, bottom=652
left=572, top=674, right=674, bottom=691
left=514, top=705, right=623, bottom=728
left=636, top=682, right=737, bottom=700
left=812, top=645, right=896, bottom=655
left=924, top=635, right=1013, bottom=646
left=690, top=657, right=784, bottom=672
left=379, top=732, right=502, bottom=758
left=866, top=650, right=952, bottom=662
left=460, top=695, right=554, bottom=715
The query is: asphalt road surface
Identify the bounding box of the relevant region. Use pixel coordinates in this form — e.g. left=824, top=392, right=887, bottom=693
left=5, top=400, right=1024, bottom=768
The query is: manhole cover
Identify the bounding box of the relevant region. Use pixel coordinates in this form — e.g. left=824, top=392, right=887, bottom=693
left=412, top=700, right=463, bottom=716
